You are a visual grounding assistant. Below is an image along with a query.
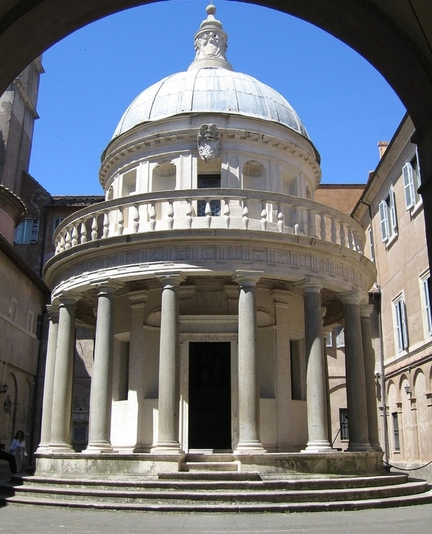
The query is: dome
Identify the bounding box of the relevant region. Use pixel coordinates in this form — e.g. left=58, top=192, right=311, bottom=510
left=112, top=69, right=309, bottom=140
left=112, top=4, right=309, bottom=141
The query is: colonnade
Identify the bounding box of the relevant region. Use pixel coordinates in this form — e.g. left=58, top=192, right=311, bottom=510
left=37, top=272, right=380, bottom=456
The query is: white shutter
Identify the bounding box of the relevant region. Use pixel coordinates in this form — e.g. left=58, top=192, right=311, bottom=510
left=379, top=200, right=389, bottom=241
left=400, top=300, right=408, bottom=349
left=394, top=301, right=404, bottom=352
left=423, top=278, right=432, bottom=335
left=403, top=162, right=415, bottom=209
left=389, top=187, right=398, bottom=232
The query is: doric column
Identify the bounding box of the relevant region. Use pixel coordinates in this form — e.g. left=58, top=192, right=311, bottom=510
left=302, top=283, right=332, bottom=452
left=360, top=304, right=382, bottom=451
left=152, top=271, right=186, bottom=453
left=233, top=270, right=265, bottom=453
left=50, top=293, right=80, bottom=452
left=84, top=281, right=121, bottom=453
left=128, top=290, right=148, bottom=452
left=322, top=326, right=333, bottom=448
left=341, top=293, right=373, bottom=451
left=36, top=304, right=59, bottom=453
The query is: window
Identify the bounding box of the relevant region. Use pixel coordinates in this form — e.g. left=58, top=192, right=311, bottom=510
left=392, top=412, right=400, bottom=451
left=14, top=218, right=39, bottom=244
left=335, top=326, right=345, bottom=348
left=290, top=340, right=306, bottom=401
left=393, top=295, right=408, bottom=352
left=403, top=151, right=422, bottom=210
left=339, top=408, right=349, bottom=441
left=198, top=174, right=221, bottom=217
left=368, top=227, right=375, bottom=262
left=325, top=330, right=333, bottom=348
left=9, top=297, right=17, bottom=321
left=421, top=272, right=432, bottom=337
left=379, top=186, right=397, bottom=243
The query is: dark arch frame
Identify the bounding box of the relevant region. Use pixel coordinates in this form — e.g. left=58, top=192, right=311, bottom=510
left=2, top=0, right=432, bottom=266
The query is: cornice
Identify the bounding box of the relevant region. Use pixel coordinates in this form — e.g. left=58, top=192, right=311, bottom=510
left=0, top=184, right=26, bottom=224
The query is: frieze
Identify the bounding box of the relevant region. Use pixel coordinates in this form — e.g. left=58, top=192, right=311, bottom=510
left=49, top=241, right=371, bottom=297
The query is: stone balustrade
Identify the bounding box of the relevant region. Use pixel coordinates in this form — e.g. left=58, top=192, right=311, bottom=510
left=53, top=189, right=365, bottom=255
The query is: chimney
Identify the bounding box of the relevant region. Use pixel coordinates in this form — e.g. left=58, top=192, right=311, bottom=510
left=378, top=141, right=389, bottom=159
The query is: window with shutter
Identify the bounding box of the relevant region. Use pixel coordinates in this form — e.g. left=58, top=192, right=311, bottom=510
left=393, top=295, right=408, bottom=352
left=403, top=162, right=415, bottom=209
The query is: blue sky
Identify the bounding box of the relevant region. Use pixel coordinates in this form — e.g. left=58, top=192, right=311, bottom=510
left=29, top=0, right=406, bottom=196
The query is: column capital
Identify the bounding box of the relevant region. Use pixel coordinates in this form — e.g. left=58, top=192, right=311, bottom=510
left=56, top=291, right=82, bottom=306
left=232, top=270, right=263, bottom=287
left=91, top=279, right=123, bottom=294
left=360, top=303, right=374, bottom=317
left=339, top=291, right=365, bottom=306
left=156, top=271, right=187, bottom=288
left=297, top=278, right=322, bottom=293
left=46, top=304, right=59, bottom=322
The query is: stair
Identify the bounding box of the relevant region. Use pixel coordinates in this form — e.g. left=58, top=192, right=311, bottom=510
left=0, top=471, right=431, bottom=512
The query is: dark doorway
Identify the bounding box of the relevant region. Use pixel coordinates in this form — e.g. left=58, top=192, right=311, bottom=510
left=188, top=342, right=231, bottom=450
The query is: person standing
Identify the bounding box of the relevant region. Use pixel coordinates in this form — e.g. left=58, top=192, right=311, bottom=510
left=9, top=430, right=26, bottom=473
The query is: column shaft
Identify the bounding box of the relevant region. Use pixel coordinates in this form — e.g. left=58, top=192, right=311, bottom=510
left=360, top=305, right=382, bottom=451
left=85, top=283, right=118, bottom=453
left=343, top=297, right=373, bottom=451
left=303, top=285, right=332, bottom=452
left=153, top=272, right=185, bottom=453
left=50, top=295, right=79, bottom=451
left=233, top=270, right=264, bottom=452
left=36, top=305, right=59, bottom=452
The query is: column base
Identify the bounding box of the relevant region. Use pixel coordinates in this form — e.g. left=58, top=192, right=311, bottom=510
left=370, top=442, right=383, bottom=452
left=151, top=442, right=182, bottom=455
left=346, top=442, right=374, bottom=452
left=301, top=440, right=334, bottom=453
left=48, top=443, right=74, bottom=453
left=83, top=442, right=115, bottom=454
left=35, top=443, right=52, bottom=455
left=234, top=440, right=266, bottom=454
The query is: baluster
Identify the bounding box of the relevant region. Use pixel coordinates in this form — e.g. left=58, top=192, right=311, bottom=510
left=205, top=200, right=212, bottom=228
left=306, top=208, right=314, bottom=236
left=340, top=222, right=346, bottom=247
left=331, top=217, right=337, bottom=243
left=150, top=202, right=156, bottom=231
left=168, top=200, right=174, bottom=229
left=91, top=216, right=98, bottom=241
left=186, top=199, right=192, bottom=229
left=242, top=199, right=249, bottom=229
left=64, top=228, right=72, bottom=249
left=277, top=204, right=284, bottom=232
left=261, top=201, right=267, bottom=231
left=224, top=199, right=230, bottom=228
left=103, top=212, right=109, bottom=239
left=132, top=204, right=139, bottom=233
left=117, top=207, right=124, bottom=235
left=320, top=213, right=326, bottom=241
left=347, top=228, right=353, bottom=249
left=292, top=206, right=299, bottom=235
left=59, top=234, right=65, bottom=253
left=71, top=225, right=78, bottom=247
left=79, top=220, right=87, bottom=244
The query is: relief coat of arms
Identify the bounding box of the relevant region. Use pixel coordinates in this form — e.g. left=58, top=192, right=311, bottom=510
left=197, top=124, right=221, bottom=162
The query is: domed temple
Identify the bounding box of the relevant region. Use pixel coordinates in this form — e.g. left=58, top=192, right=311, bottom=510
left=37, top=5, right=381, bottom=478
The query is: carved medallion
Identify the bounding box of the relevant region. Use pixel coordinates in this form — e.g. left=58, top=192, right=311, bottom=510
left=197, top=124, right=221, bottom=162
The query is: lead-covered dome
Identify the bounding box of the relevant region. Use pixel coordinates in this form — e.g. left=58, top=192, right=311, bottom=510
left=112, top=4, right=309, bottom=140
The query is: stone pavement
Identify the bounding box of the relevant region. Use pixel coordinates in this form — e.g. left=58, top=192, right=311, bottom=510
left=0, top=503, right=432, bottom=533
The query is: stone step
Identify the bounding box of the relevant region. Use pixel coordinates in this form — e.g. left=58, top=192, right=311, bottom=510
left=2, top=488, right=432, bottom=513
left=2, top=478, right=428, bottom=503
left=12, top=472, right=410, bottom=491
left=181, top=461, right=239, bottom=472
